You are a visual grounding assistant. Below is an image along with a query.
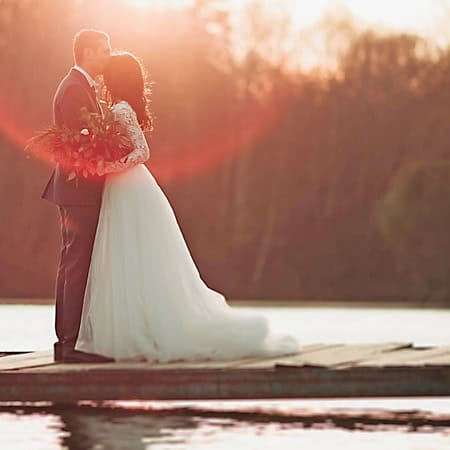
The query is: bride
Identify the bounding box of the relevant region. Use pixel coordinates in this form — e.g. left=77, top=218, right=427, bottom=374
left=75, top=52, right=299, bottom=362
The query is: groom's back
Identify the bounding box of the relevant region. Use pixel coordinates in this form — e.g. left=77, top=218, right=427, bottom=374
left=53, top=69, right=100, bottom=128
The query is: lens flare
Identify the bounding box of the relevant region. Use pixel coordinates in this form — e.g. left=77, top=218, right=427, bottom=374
left=151, top=91, right=292, bottom=184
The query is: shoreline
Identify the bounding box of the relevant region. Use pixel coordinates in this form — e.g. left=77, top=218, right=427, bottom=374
left=0, top=298, right=449, bottom=309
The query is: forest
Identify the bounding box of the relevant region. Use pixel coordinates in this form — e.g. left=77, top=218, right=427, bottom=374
left=1, top=0, right=450, bottom=304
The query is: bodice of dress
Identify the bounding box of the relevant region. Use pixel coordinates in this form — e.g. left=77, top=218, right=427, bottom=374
left=104, top=101, right=150, bottom=173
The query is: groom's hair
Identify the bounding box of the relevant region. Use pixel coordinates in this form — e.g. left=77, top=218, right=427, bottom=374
left=73, top=29, right=110, bottom=65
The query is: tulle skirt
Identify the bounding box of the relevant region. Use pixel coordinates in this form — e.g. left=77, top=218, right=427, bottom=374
left=75, top=164, right=298, bottom=362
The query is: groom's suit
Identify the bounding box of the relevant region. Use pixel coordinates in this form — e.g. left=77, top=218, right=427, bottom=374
left=42, top=68, right=105, bottom=360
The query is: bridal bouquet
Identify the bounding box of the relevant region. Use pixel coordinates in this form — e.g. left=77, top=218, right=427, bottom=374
left=25, top=107, right=132, bottom=179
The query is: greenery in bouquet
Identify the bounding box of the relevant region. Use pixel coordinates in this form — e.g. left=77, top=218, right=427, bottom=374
left=25, top=106, right=133, bottom=180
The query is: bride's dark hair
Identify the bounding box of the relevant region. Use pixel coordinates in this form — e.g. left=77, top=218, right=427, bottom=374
left=103, top=51, right=153, bottom=131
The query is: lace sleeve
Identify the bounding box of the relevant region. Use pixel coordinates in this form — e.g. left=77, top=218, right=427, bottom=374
left=104, top=102, right=150, bottom=173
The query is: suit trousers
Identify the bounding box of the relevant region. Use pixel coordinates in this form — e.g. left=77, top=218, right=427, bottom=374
left=55, top=204, right=101, bottom=351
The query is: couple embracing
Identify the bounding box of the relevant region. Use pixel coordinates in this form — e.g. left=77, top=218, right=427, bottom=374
left=42, top=29, right=298, bottom=364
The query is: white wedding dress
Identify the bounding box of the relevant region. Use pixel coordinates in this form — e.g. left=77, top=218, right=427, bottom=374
left=75, top=101, right=299, bottom=362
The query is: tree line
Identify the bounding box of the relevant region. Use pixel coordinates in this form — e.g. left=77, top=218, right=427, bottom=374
left=1, top=0, right=450, bottom=304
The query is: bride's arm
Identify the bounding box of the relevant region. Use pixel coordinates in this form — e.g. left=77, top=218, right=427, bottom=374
left=103, top=106, right=150, bottom=174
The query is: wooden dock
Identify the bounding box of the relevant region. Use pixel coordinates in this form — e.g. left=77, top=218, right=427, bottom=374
left=1, top=342, right=450, bottom=402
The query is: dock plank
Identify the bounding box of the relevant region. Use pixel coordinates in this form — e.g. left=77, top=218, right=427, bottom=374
left=416, top=353, right=450, bottom=366
left=14, top=344, right=331, bottom=373
left=1, top=365, right=450, bottom=402
left=354, top=346, right=450, bottom=367
left=237, top=343, right=412, bottom=368
left=0, top=351, right=53, bottom=371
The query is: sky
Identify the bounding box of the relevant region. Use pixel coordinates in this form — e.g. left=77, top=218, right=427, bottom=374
left=132, top=0, right=448, bottom=40
left=130, top=0, right=450, bottom=69
left=225, top=0, right=448, bottom=69
left=326, top=1, right=446, bottom=45
left=283, top=0, right=442, bottom=32
left=238, top=0, right=448, bottom=44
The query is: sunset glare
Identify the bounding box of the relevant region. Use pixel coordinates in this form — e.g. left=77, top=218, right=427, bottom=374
left=288, top=0, right=438, bottom=33
left=130, top=0, right=445, bottom=40
left=129, top=0, right=193, bottom=9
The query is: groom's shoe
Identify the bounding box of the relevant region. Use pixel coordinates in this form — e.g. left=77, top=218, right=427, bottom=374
left=61, top=348, right=114, bottom=364
left=53, top=342, right=63, bottom=362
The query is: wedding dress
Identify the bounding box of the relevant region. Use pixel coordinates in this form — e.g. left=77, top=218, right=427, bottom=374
left=75, top=101, right=299, bottom=362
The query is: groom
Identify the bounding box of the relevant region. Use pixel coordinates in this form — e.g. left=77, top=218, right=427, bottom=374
left=42, top=29, right=114, bottom=363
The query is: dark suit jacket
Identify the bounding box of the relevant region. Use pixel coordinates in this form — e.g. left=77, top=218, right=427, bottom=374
left=42, top=68, right=105, bottom=206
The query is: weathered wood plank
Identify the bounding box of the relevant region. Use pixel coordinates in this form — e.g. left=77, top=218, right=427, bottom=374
left=238, top=343, right=412, bottom=369
left=354, top=346, right=450, bottom=367
left=1, top=365, right=450, bottom=402
left=416, top=353, right=450, bottom=365
left=14, top=344, right=329, bottom=373
left=228, top=344, right=339, bottom=369
left=233, top=344, right=341, bottom=368
left=26, top=343, right=408, bottom=373
left=0, top=351, right=53, bottom=371
left=150, top=344, right=334, bottom=370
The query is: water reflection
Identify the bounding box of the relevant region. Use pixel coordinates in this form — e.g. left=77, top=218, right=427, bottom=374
left=58, top=405, right=201, bottom=449
left=1, top=401, right=450, bottom=450
left=0, top=410, right=63, bottom=450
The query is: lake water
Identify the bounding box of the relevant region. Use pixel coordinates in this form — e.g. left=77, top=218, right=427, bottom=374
left=1, top=304, right=450, bottom=449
